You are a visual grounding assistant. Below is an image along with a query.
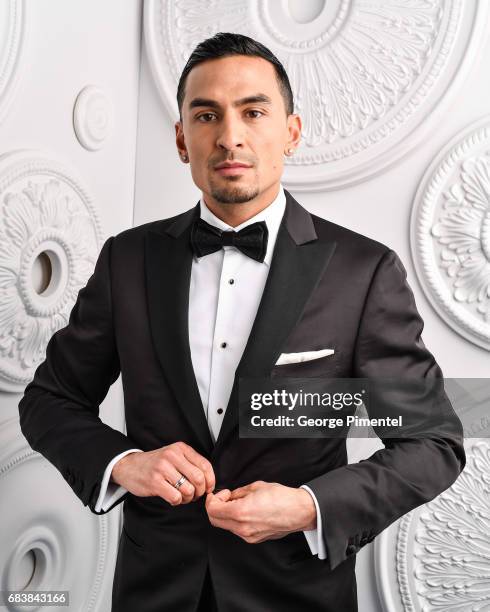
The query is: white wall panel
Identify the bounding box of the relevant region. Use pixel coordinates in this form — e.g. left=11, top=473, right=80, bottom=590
left=0, top=1, right=142, bottom=610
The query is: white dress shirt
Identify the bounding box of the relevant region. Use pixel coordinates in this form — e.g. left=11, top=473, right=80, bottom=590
left=94, top=184, right=326, bottom=559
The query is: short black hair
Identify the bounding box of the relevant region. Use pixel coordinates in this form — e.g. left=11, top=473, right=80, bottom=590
left=176, top=32, right=294, bottom=121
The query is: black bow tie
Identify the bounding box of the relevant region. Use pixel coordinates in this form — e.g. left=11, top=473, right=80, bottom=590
left=190, top=218, right=269, bottom=263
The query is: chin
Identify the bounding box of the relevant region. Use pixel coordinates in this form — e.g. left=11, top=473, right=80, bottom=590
left=206, top=176, right=253, bottom=200
left=212, top=185, right=259, bottom=205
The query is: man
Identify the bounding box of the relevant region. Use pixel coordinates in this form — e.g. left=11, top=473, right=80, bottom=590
left=18, top=32, right=466, bottom=612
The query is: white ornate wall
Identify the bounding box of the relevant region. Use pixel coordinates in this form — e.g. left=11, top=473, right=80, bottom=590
left=134, top=1, right=490, bottom=611
left=0, top=1, right=142, bottom=611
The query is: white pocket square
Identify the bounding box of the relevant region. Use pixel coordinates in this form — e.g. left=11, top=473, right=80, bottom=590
left=275, top=349, right=335, bottom=366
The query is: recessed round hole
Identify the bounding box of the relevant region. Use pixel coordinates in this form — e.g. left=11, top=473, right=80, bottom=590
left=16, top=549, right=36, bottom=590
left=31, top=252, right=52, bottom=295
left=31, top=249, right=63, bottom=297
left=25, top=546, right=47, bottom=590
left=288, top=0, right=325, bottom=23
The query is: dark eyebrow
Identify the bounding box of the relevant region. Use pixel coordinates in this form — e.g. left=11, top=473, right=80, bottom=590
left=188, top=94, right=273, bottom=111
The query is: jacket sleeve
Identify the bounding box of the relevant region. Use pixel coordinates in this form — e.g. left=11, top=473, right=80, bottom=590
left=18, top=236, right=141, bottom=515
left=304, top=248, right=466, bottom=571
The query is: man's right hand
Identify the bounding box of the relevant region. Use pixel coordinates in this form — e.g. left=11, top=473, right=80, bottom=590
left=110, top=442, right=215, bottom=505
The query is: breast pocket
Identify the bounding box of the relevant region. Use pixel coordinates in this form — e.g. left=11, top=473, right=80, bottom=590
left=271, top=352, right=341, bottom=378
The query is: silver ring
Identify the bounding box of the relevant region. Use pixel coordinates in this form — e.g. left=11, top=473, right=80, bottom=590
left=174, top=475, right=187, bottom=490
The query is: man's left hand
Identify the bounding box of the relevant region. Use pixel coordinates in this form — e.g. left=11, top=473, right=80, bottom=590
left=205, top=481, right=317, bottom=544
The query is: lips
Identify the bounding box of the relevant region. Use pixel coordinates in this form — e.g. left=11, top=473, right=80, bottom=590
left=214, top=163, right=251, bottom=169
left=215, top=163, right=252, bottom=176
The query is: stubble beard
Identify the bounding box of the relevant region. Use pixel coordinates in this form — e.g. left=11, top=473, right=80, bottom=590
left=209, top=174, right=260, bottom=204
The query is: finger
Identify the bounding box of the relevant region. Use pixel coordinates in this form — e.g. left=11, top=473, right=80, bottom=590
left=159, top=462, right=195, bottom=503
left=215, top=489, right=231, bottom=501
left=205, top=491, right=229, bottom=512
left=205, top=491, right=224, bottom=513
left=229, top=486, right=252, bottom=500
left=205, top=499, right=240, bottom=529
left=207, top=496, right=243, bottom=521
left=179, top=444, right=216, bottom=493
left=207, top=513, right=259, bottom=543
left=155, top=479, right=183, bottom=506
left=170, top=454, right=208, bottom=499
left=207, top=515, right=241, bottom=533
left=230, top=480, right=264, bottom=499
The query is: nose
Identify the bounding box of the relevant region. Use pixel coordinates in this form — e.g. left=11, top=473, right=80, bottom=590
left=215, top=113, right=244, bottom=152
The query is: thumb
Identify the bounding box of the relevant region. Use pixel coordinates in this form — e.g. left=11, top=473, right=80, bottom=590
left=230, top=486, right=252, bottom=500
left=214, top=488, right=232, bottom=501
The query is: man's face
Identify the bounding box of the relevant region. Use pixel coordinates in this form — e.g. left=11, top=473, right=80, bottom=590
left=175, top=55, right=300, bottom=206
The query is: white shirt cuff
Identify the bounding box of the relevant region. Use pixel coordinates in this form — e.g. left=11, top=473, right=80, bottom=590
left=94, top=449, right=143, bottom=512
left=300, top=484, right=327, bottom=560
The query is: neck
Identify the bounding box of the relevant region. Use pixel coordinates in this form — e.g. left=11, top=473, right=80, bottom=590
left=202, top=183, right=280, bottom=227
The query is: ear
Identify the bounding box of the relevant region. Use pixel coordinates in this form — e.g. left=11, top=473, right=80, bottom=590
left=285, top=113, right=302, bottom=152
left=175, top=119, right=188, bottom=159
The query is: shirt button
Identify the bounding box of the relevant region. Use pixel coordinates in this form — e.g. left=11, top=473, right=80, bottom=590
left=220, top=342, right=227, bottom=348
left=217, top=408, right=223, bottom=415
left=228, top=278, right=234, bottom=284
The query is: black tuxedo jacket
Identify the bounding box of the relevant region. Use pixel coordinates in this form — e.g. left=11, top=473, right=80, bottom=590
left=18, top=188, right=466, bottom=612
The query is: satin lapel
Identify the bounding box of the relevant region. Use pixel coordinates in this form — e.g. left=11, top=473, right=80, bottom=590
left=213, top=190, right=337, bottom=453
left=145, top=204, right=214, bottom=454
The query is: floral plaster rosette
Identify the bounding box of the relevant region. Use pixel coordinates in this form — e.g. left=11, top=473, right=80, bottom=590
left=376, top=441, right=490, bottom=611
left=0, top=0, right=26, bottom=125
left=411, top=117, right=490, bottom=350
left=0, top=151, right=103, bottom=391
left=144, top=0, right=487, bottom=189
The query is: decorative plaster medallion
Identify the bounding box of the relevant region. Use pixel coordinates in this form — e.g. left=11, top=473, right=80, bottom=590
left=376, top=441, right=490, bottom=612
left=411, top=116, right=490, bottom=351
left=0, top=150, right=103, bottom=392
left=144, top=0, right=488, bottom=190
left=0, top=0, right=26, bottom=125
left=73, top=86, right=114, bottom=151
left=0, top=417, right=114, bottom=612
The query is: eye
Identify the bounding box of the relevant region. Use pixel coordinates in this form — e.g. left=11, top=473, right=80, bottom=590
left=247, top=110, right=264, bottom=118
left=197, top=113, right=217, bottom=122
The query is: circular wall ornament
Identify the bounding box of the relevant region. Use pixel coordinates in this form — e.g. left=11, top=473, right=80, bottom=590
left=0, top=0, right=26, bottom=125
left=0, top=150, right=104, bottom=392
left=0, top=417, right=116, bottom=611
left=375, top=441, right=490, bottom=612
left=144, top=0, right=488, bottom=190
left=411, top=116, right=490, bottom=351
left=73, top=86, right=114, bottom=151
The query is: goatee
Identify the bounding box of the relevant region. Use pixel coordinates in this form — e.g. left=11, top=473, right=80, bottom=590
left=210, top=183, right=259, bottom=205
